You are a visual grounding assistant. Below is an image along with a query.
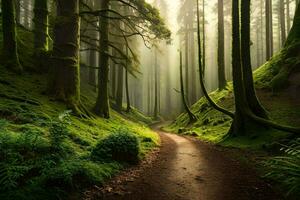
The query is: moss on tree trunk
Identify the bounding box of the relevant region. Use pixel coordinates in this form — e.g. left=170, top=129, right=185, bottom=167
left=95, top=0, right=110, bottom=118
left=48, top=0, right=83, bottom=114
left=1, top=0, right=22, bottom=73
left=33, top=0, right=49, bottom=53
left=241, top=0, right=268, bottom=119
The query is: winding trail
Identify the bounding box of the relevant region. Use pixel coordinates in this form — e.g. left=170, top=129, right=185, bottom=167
left=87, top=126, right=281, bottom=200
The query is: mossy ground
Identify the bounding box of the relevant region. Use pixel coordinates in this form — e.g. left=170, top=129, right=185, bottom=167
left=164, top=60, right=300, bottom=149
left=0, top=25, right=158, bottom=199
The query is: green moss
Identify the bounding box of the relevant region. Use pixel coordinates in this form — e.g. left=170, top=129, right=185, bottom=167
left=0, top=25, right=159, bottom=198
left=165, top=65, right=300, bottom=149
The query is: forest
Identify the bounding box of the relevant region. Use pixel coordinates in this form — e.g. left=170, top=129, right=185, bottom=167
left=0, top=0, right=299, bottom=199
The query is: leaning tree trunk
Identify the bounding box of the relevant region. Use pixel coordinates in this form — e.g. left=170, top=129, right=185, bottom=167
left=49, top=0, right=83, bottom=114
left=180, top=51, right=197, bottom=123
left=95, top=0, right=110, bottom=118
left=1, top=0, right=22, bottom=73
left=196, top=0, right=234, bottom=118
left=241, top=0, right=268, bottom=119
left=218, top=0, right=226, bottom=90
left=33, top=0, right=49, bottom=53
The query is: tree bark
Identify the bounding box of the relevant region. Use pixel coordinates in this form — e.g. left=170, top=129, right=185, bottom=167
left=125, top=48, right=131, bottom=112
left=241, top=0, right=268, bottom=119
left=218, top=0, right=226, bottom=90
left=95, top=0, right=110, bottom=118
left=202, top=0, right=206, bottom=82
left=49, top=0, right=82, bottom=113
left=153, top=49, right=159, bottom=119
left=196, top=0, right=234, bottom=118
left=1, top=0, right=22, bottom=73
left=266, top=0, right=274, bottom=60
left=116, top=64, right=124, bottom=112
left=33, top=0, right=49, bottom=53
left=280, top=0, right=286, bottom=46
left=229, top=0, right=251, bottom=136
left=287, top=0, right=291, bottom=32
left=180, top=51, right=197, bottom=123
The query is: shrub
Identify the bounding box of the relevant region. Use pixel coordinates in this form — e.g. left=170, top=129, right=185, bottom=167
left=264, top=138, right=300, bottom=198
left=91, top=129, right=140, bottom=164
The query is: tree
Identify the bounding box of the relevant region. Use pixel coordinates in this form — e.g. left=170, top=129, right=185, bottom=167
left=241, top=0, right=268, bottom=119
left=196, top=0, right=234, bottom=118
left=33, top=0, right=49, bottom=54
left=94, top=0, right=110, bottom=118
left=153, top=49, right=159, bottom=119
left=48, top=0, right=86, bottom=115
left=125, top=47, right=131, bottom=112
left=81, top=0, right=171, bottom=118
left=218, top=0, right=226, bottom=89
left=279, top=0, right=286, bottom=46
left=1, top=0, right=22, bottom=73
left=266, top=0, right=274, bottom=60
left=287, top=0, right=291, bottom=32
left=229, top=0, right=300, bottom=136
left=179, top=51, right=197, bottom=123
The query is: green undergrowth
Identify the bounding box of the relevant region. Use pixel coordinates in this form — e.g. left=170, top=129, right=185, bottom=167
left=0, top=27, right=159, bottom=199
left=165, top=59, right=300, bottom=149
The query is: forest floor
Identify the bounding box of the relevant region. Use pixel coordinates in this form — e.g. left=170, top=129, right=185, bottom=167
left=84, top=124, right=282, bottom=200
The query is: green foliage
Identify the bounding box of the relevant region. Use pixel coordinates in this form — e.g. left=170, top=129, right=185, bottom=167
left=264, top=138, right=300, bottom=198
left=92, top=129, right=140, bottom=164
left=0, top=17, right=159, bottom=198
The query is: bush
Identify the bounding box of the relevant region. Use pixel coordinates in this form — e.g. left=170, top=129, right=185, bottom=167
left=264, top=138, right=300, bottom=198
left=91, top=129, right=140, bottom=164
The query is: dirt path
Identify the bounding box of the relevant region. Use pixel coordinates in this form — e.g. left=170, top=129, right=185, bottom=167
left=86, top=127, right=281, bottom=200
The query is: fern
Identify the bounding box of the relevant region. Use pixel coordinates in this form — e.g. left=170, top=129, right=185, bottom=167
left=264, top=138, right=300, bottom=197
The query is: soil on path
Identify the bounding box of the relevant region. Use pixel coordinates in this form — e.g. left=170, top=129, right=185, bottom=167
left=85, top=126, right=281, bottom=200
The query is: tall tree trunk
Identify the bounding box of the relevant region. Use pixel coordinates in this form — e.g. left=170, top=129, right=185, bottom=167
left=179, top=51, right=196, bottom=123
left=49, top=0, right=82, bottom=112
left=287, top=0, right=291, bottom=32
left=1, top=0, right=22, bottom=73
left=111, top=56, right=117, bottom=100
left=116, top=64, right=124, bottom=112
left=266, top=0, right=271, bottom=60
left=241, top=0, right=268, bottom=119
left=125, top=48, right=131, bottom=112
left=202, top=0, right=206, bottom=81
left=229, top=0, right=250, bottom=135
left=15, top=0, right=20, bottom=24
left=153, top=50, right=159, bottom=119
left=260, top=0, right=265, bottom=63
left=95, top=0, right=110, bottom=118
left=88, top=49, right=96, bottom=88
left=218, top=0, right=226, bottom=89
left=33, top=0, right=49, bottom=53
left=196, top=0, right=234, bottom=118
left=184, top=21, right=189, bottom=105
left=270, top=0, right=274, bottom=56
left=280, top=0, right=286, bottom=46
